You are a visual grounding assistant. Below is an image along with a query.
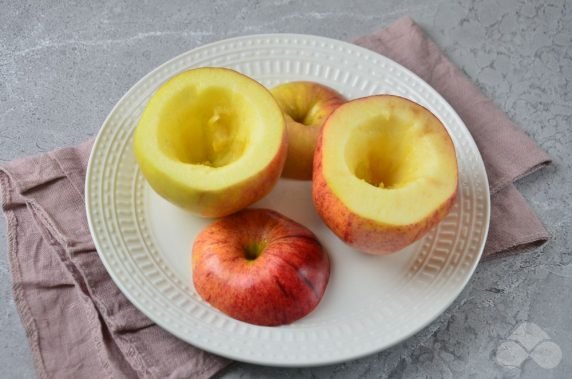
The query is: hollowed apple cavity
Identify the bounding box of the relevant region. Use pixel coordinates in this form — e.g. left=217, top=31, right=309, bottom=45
left=345, top=113, right=428, bottom=190
left=158, top=87, right=252, bottom=168
left=133, top=68, right=287, bottom=217
left=313, top=95, right=458, bottom=255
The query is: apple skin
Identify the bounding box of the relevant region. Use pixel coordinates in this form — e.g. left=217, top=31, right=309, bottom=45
left=192, top=208, right=330, bottom=326
left=271, top=82, right=345, bottom=180
left=313, top=166, right=457, bottom=254
left=312, top=95, right=458, bottom=255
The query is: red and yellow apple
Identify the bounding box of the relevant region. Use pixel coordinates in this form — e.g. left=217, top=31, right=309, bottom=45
left=313, top=95, right=458, bottom=255
left=192, top=208, right=330, bottom=326
left=133, top=67, right=287, bottom=218
left=270, top=81, right=345, bottom=180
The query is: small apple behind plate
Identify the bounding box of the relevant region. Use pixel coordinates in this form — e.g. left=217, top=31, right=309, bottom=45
left=313, top=95, right=459, bottom=255
left=271, top=81, right=346, bottom=180
left=192, top=208, right=330, bottom=326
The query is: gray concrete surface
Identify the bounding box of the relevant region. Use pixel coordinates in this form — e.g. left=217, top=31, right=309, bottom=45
left=1, top=0, right=570, bottom=378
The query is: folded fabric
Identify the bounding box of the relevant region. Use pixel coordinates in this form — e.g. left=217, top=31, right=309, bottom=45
left=0, top=16, right=551, bottom=379
left=0, top=140, right=230, bottom=379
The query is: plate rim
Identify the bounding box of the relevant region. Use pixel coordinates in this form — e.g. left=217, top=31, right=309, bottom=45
left=85, top=32, right=491, bottom=367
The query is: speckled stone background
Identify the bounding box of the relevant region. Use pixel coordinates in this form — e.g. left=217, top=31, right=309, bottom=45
left=1, top=0, right=570, bottom=378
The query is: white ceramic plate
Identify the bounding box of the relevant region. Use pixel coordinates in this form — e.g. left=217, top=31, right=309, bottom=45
left=86, top=34, right=490, bottom=366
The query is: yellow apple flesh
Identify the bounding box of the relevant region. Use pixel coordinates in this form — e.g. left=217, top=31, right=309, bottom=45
left=133, top=67, right=287, bottom=217
left=271, top=81, right=345, bottom=180
left=313, top=95, right=458, bottom=255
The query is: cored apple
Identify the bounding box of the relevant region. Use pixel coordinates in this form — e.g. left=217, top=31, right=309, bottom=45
left=271, top=81, right=345, bottom=180
left=313, top=95, right=458, bottom=255
left=192, top=208, right=330, bottom=326
left=133, top=67, right=287, bottom=217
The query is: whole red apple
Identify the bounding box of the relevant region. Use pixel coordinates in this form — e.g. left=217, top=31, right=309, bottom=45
left=192, top=208, right=330, bottom=326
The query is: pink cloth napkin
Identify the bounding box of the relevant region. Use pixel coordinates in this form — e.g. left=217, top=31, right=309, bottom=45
left=0, top=16, right=550, bottom=379
left=0, top=140, right=230, bottom=378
